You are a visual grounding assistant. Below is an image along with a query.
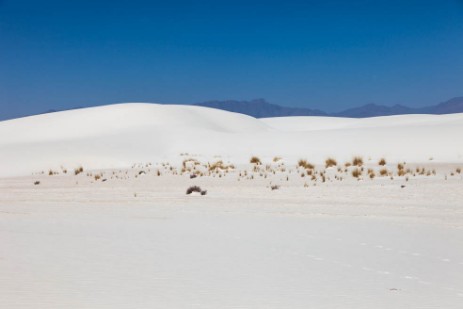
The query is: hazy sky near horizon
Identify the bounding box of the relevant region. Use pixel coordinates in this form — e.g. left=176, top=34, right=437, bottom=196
left=1, top=0, right=463, bottom=119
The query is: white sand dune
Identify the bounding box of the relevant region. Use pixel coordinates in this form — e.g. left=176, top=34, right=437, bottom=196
left=1, top=103, right=463, bottom=308
left=1, top=103, right=463, bottom=177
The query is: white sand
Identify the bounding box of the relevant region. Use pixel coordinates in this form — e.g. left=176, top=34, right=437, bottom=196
left=1, top=103, right=462, bottom=177
left=1, top=103, right=463, bottom=308
left=1, top=167, right=463, bottom=308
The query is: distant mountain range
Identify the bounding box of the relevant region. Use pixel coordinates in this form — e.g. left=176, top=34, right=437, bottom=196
left=196, top=97, right=463, bottom=118
left=2, top=97, right=463, bottom=121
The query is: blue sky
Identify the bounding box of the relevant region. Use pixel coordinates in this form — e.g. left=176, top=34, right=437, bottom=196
left=1, top=0, right=462, bottom=119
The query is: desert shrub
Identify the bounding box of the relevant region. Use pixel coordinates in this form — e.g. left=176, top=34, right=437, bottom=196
left=74, top=166, right=84, bottom=175
left=352, top=156, right=363, bottom=166
left=325, top=158, right=337, bottom=168
left=397, top=163, right=404, bottom=170
left=379, top=168, right=388, bottom=176
left=270, top=185, right=280, bottom=190
left=250, top=156, right=261, bottom=165
left=344, top=162, right=352, bottom=167
left=378, top=158, right=386, bottom=166
left=94, top=174, right=101, bottom=181
left=208, top=161, right=222, bottom=171
left=352, top=168, right=362, bottom=178
left=369, top=171, right=375, bottom=179
left=273, top=156, right=282, bottom=162
left=190, top=174, right=197, bottom=179
left=182, top=158, right=200, bottom=167
left=456, top=167, right=461, bottom=174
left=186, top=185, right=202, bottom=195
left=298, top=159, right=314, bottom=170
left=209, top=160, right=234, bottom=172
left=34, top=181, right=40, bottom=185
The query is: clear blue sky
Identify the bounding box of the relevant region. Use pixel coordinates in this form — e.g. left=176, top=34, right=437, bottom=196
left=1, top=0, right=462, bottom=119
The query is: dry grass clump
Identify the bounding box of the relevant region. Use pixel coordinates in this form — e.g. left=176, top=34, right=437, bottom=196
left=352, top=156, right=363, bottom=166
left=186, top=185, right=207, bottom=195
left=378, top=158, right=386, bottom=166
left=298, top=159, right=314, bottom=170
left=74, top=166, right=84, bottom=175
left=273, top=156, right=282, bottom=162
left=397, top=163, right=406, bottom=176
left=181, top=158, right=200, bottom=172
left=250, top=156, right=262, bottom=165
left=352, top=168, right=362, bottom=178
left=208, top=160, right=234, bottom=172
left=325, top=158, right=337, bottom=168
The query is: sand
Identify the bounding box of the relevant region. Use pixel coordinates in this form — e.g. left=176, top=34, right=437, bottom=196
left=1, top=104, right=462, bottom=308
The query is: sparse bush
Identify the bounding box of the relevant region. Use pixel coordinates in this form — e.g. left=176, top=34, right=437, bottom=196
left=352, top=156, right=363, bottom=166
left=325, top=158, right=337, bottom=168
left=352, top=168, right=362, bottom=178
left=34, top=181, right=40, bottom=185
left=344, top=162, right=352, bottom=167
left=379, top=168, right=388, bottom=176
left=186, top=185, right=202, bottom=195
left=298, top=159, right=314, bottom=169
left=273, top=156, right=282, bottom=162
left=190, top=174, right=197, bottom=179
left=456, top=167, right=461, bottom=174
left=369, top=171, right=375, bottom=179
left=209, top=160, right=234, bottom=172
left=250, top=156, right=261, bottom=165
left=270, top=185, right=280, bottom=190
left=74, top=166, right=84, bottom=175
left=94, top=174, right=101, bottom=181
left=182, top=158, right=200, bottom=168
left=378, top=158, right=386, bottom=166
